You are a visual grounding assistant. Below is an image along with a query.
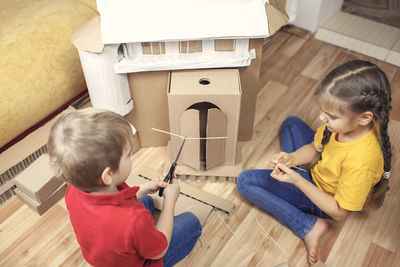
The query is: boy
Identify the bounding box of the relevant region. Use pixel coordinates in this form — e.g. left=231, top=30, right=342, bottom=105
left=47, top=108, right=202, bottom=267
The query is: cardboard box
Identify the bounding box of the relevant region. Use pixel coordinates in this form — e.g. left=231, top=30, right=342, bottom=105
left=14, top=154, right=63, bottom=203
left=70, top=1, right=288, bottom=147
left=15, top=182, right=67, bottom=216
left=0, top=107, right=75, bottom=199
left=168, top=69, right=241, bottom=170
left=0, top=105, right=139, bottom=201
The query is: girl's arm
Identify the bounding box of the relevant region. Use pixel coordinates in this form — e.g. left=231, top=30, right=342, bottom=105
left=290, top=143, right=318, bottom=166
left=272, top=143, right=317, bottom=167
left=272, top=163, right=351, bottom=221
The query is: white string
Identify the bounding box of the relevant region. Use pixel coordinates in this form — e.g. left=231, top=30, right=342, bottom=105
left=151, top=128, right=228, bottom=140
left=215, top=212, right=253, bottom=255
left=255, top=217, right=287, bottom=256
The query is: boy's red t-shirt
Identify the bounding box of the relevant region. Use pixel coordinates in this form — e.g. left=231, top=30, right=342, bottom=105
left=65, top=183, right=168, bottom=267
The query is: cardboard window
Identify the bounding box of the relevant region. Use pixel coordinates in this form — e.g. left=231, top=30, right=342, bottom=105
left=179, top=41, right=202, bottom=53
left=142, top=42, right=166, bottom=55
left=215, top=39, right=235, bottom=51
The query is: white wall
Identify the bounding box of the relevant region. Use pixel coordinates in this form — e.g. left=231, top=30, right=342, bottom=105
left=286, top=0, right=343, bottom=33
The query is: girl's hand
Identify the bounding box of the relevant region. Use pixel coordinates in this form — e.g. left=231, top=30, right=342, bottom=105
left=270, top=152, right=295, bottom=168
left=271, top=163, right=302, bottom=184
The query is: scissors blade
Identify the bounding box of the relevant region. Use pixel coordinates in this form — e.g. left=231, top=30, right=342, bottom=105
left=173, top=135, right=187, bottom=163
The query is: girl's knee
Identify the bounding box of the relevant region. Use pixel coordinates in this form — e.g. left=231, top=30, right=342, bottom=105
left=282, top=116, right=302, bottom=128
left=236, top=170, right=251, bottom=191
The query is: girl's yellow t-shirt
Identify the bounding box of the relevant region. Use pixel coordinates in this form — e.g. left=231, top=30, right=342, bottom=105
left=311, top=125, right=383, bottom=211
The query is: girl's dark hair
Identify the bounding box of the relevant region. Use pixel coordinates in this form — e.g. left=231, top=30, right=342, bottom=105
left=312, top=60, right=392, bottom=208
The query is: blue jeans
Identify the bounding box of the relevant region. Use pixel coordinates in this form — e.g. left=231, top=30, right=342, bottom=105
left=236, top=116, right=329, bottom=239
left=139, top=196, right=202, bottom=267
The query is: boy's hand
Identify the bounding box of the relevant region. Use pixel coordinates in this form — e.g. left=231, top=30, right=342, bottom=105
left=271, top=163, right=301, bottom=185
left=270, top=152, right=295, bottom=168
left=162, top=179, right=180, bottom=204
left=137, top=180, right=167, bottom=200
left=144, top=180, right=168, bottom=195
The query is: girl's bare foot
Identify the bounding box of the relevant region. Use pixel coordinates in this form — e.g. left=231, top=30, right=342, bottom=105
left=304, top=218, right=328, bottom=265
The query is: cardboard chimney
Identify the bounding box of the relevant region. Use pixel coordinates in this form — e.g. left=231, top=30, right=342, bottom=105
left=70, top=0, right=288, bottom=150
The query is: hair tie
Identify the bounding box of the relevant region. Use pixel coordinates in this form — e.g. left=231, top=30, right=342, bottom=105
left=316, top=144, right=323, bottom=153
left=383, top=171, right=390, bottom=179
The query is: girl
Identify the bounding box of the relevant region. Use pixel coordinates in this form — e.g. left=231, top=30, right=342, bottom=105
left=236, top=60, right=392, bottom=265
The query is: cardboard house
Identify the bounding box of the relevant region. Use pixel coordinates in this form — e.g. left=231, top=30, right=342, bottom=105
left=168, top=69, right=241, bottom=172
left=71, top=0, right=288, bottom=151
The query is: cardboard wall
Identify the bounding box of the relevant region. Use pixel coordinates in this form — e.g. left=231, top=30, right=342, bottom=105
left=124, top=39, right=263, bottom=148
left=238, top=38, right=264, bottom=141
left=125, top=71, right=170, bottom=147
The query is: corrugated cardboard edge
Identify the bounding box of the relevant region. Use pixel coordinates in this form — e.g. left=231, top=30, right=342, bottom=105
left=70, top=15, right=104, bottom=53
left=166, top=141, right=243, bottom=181
left=15, top=183, right=67, bottom=216
left=138, top=168, right=234, bottom=215
left=126, top=174, right=213, bottom=226
left=265, top=1, right=289, bottom=36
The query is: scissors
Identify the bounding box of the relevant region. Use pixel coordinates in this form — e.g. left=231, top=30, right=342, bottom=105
left=159, top=135, right=187, bottom=197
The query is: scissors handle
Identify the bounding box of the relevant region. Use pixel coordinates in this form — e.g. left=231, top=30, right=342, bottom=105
left=158, top=162, right=176, bottom=197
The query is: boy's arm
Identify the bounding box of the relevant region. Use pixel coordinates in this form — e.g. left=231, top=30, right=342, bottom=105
left=151, top=198, right=175, bottom=259
left=136, top=180, right=167, bottom=200
left=151, top=180, right=180, bottom=259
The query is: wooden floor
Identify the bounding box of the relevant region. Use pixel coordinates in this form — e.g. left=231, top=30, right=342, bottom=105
left=1, top=26, right=400, bottom=267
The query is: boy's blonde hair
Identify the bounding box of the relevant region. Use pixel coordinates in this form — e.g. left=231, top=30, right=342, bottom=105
left=47, top=108, right=134, bottom=192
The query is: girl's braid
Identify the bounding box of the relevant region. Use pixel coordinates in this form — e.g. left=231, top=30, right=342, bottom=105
left=307, top=126, right=332, bottom=168
left=369, top=76, right=392, bottom=207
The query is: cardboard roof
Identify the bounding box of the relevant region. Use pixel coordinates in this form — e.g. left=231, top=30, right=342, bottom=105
left=71, top=1, right=287, bottom=52
left=100, top=0, right=270, bottom=44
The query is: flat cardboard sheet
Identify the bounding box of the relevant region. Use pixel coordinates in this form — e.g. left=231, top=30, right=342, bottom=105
left=126, top=173, right=213, bottom=226
left=130, top=168, right=235, bottom=215
left=70, top=16, right=104, bottom=53
left=100, top=0, right=270, bottom=44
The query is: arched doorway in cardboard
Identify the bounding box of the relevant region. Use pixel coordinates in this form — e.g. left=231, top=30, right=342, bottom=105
left=181, top=102, right=226, bottom=171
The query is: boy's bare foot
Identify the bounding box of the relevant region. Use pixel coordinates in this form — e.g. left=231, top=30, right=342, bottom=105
left=304, top=218, right=328, bottom=265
